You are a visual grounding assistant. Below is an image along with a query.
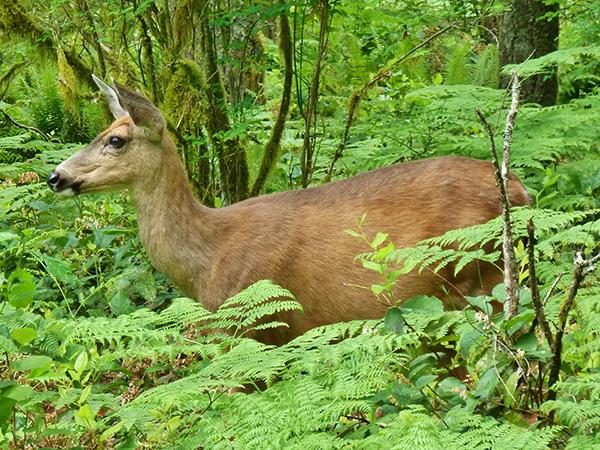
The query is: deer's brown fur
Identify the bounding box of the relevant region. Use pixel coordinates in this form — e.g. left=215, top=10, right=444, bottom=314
left=50, top=79, right=530, bottom=345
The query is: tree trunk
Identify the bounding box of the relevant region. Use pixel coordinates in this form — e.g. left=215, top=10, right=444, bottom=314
left=300, top=0, right=330, bottom=188
left=77, top=0, right=106, bottom=77
left=499, top=0, right=559, bottom=106
left=199, top=1, right=249, bottom=203
left=251, top=10, right=293, bottom=196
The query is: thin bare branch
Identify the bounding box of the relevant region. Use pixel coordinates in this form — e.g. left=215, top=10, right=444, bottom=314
left=326, top=24, right=453, bottom=180
left=548, top=251, right=599, bottom=403
left=527, top=219, right=553, bottom=347
left=475, top=74, right=521, bottom=320
left=300, top=0, right=331, bottom=188
left=543, top=272, right=565, bottom=305
left=500, top=74, right=521, bottom=319
left=0, top=108, right=51, bottom=142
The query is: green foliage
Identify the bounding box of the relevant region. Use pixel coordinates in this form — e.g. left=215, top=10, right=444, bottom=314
left=1, top=0, right=600, bottom=448
left=25, top=66, right=65, bottom=136
left=471, top=44, right=500, bottom=87
left=503, top=46, right=600, bottom=102
left=443, top=40, right=472, bottom=85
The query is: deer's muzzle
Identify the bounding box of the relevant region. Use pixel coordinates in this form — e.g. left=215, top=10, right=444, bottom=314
left=47, top=171, right=81, bottom=197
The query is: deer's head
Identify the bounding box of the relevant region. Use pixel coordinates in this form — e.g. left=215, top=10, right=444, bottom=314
left=48, top=76, right=167, bottom=196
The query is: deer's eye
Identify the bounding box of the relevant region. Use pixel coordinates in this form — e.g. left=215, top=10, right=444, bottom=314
left=108, top=136, right=126, bottom=149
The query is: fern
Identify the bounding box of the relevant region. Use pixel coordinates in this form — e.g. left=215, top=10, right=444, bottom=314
left=444, top=40, right=472, bottom=85
left=442, top=412, right=557, bottom=450
left=502, top=45, right=600, bottom=77
left=471, top=44, right=500, bottom=87
left=210, top=279, right=302, bottom=335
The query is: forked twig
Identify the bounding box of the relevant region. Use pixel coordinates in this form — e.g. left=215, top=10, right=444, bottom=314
left=526, top=219, right=553, bottom=347
left=475, top=72, right=521, bottom=320
left=548, top=251, right=599, bottom=403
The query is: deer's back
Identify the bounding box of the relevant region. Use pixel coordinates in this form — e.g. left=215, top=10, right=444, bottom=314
left=205, top=156, right=529, bottom=344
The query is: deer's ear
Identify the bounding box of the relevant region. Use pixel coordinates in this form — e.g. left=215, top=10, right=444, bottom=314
left=113, top=83, right=166, bottom=143
left=93, top=75, right=165, bottom=143
left=92, top=74, right=129, bottom=119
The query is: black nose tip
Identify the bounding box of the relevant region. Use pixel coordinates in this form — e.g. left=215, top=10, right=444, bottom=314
left=47, top=172, right=60, bottom=189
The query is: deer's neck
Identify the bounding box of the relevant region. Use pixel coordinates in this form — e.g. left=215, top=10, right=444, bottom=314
left=131, top=140, right=219, bottom=300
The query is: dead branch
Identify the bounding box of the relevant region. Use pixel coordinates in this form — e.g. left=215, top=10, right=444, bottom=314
left=548, top=251, right=599, bottom=403
left=474, top=73, right=521, bottom=320
left=325, top=25, right=452, bottom=180
left=527, top=219, right=553, bottom=346
left=0, top=108, right=51, bottom=142
left=500, top=75, right=521, bottom=318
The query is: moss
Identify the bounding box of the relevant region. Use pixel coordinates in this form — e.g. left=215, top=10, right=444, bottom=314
left=173, top=0, right=197, bottom=53
left=164, top=60, right=214, bottom=205
left=251, top=12, right=293, bottom=196
left=56, top=47, right=78, bottom=113
left=164, top=60, right=206, bottom=132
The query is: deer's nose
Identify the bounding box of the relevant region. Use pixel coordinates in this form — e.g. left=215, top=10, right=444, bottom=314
left=47, top=172, right=61, bottom=190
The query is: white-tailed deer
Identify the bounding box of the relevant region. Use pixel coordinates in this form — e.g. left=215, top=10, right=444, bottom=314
left=48, top=76, right=530, bottom=345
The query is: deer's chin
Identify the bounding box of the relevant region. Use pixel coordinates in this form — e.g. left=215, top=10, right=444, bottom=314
left=53, top=179, right=84, bottom=197
left=55, top=187, right=78, bottom=198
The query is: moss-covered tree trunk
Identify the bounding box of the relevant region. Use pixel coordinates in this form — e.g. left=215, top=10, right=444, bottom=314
left=199, top=0, right=249, bottom=203
left=300, top=0, right=330, bottom=188
left=164, top=60, right=215, bottom=206
left=499, top=0, right=559, bottom=106
left=251, top=10, right=293, bottom=196
left=0, top=1, right=93, bottom=85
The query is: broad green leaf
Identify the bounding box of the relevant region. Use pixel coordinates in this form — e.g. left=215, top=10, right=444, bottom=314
left=371, top=232, right=388, bottom=248
left=437, top=377, right=466, bottom=403
left=0, top=231, right=18, bottom=243
left=503, top=371, right=521, bottom=408
left=166, top=416, right=181, bottom=433
left=384, top=307, right=404, bottom=335
left=133, top=270, right=156, bottom=301
left=465, top=295, right=493, bottom=315
left=10, top=327, right=37, bottom=345
left=505, top=310, right=535, bottom=336
left=414, top=374, right=437, bottom=389
left=74, top=404, right=96, bottom=431
left=516, top=333, right=538, bottom=353
left=361, top=260, right=385, bottom=272
left=39, top=253, right=79, bottom=286
left=12, top=355, right=53, bottom=372
left=0, top=398, right=15, bottom=425
left=401, top=295, right=444, bottom=317
left=8, top=269, right=37, bottom=309
left=79, top=384, right=92, bottom=404
left=491, top=284, right=506, bottom=302
left=74, top=351, right=88, bottom=373
left=109, top=291, right=135, bottom=316
left=459, top=327, right=483, bottom=359
left=474, top=368, right=499, bottom=400
left=391, top=383, right=424, bottom=406
left=4, top=384, right=34, bottom=402
left=374, top=242, right=395, bottom=260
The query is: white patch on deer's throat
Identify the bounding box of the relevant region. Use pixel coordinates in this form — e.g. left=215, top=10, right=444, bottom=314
left=56, top=187, right=76, bottom=198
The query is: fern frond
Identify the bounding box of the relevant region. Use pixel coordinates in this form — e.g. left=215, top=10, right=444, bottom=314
left=503, top=45, right=600, bottom=77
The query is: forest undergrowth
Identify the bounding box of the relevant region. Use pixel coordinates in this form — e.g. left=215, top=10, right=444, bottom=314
left=1, top=0, right=600, bottom=448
